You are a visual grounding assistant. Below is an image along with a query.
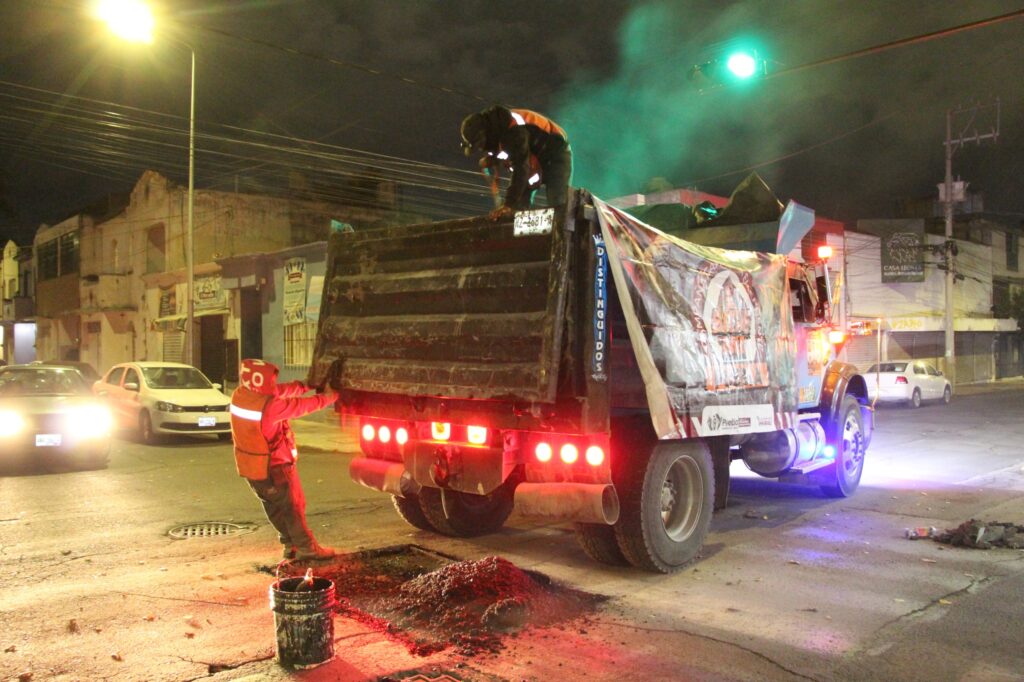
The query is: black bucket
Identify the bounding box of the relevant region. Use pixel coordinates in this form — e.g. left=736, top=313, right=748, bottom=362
left=269, top=576, right=336, bottom=668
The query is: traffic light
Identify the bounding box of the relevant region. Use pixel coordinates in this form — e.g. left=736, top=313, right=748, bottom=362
left=689, top=48, right=767, bottom=86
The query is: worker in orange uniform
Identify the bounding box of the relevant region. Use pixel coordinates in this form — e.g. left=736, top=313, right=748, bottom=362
left=230, top=358, right=338, bottom=560
left=460, top=105, right=572, bottom=221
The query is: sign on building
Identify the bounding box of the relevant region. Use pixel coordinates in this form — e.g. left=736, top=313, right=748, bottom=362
left=858, top=219, right=925, bottom=283
left=283, top=257, right=307, bottom=326
left=194, top=275, right=228, bottom=312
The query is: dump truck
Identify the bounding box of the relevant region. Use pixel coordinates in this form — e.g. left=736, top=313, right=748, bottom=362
left=308, top=188, right=873, bottom=573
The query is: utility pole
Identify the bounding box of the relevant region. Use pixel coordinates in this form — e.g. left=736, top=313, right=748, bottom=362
left=941, top=100, right=1000, bottom=384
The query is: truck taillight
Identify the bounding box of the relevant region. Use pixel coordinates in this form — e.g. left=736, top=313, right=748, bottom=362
left=378, top=425, right=392, bottom=443
left=560, top=443, right=579, bottom=464
left=585, top=445, right=605, bottom=466
left=817, top=245, right=833, bottom=261
left=828, top=330, right=846, bottom=345
left=361, top=424, right=375, bottom=441
left=395, top=427, right=409, bottom=445
left=467, top=425, right=488, bottom=445
left=431, top=422, right=451, bottom=441
left=535, top=442, right=553, bottom=462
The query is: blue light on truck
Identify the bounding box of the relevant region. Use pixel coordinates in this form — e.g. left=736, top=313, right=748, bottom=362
left=823, top=445, right=836, bottom=460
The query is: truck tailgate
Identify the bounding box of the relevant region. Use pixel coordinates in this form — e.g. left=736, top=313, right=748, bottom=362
left=309, top=210, right=572, bottom=403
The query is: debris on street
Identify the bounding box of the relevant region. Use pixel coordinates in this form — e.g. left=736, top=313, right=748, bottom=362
left=904, top=526, right=938, bottom=540
left=933, top=519, right=1024, bottom=549
left=288, top=545, right=602, bottom=655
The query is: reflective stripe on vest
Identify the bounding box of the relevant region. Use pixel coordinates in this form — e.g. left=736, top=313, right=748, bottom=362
left=229, top=387, right=272, bottom=481
left=509, top=109, right=568, bottom=141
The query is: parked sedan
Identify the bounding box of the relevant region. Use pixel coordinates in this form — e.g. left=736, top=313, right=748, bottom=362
left=0, top=364, right=112, bottom=470
left=94, top=362, right=231, bottom=443
left=865, top=361, right=952, bottom=408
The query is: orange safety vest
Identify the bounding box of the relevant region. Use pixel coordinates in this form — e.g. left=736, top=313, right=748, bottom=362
left=230, top=387, right=272, bottom=481
left=509, top=109, right=568, bottom=141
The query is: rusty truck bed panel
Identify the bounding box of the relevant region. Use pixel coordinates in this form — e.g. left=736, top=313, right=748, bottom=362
left=309, top=210, right=572, bottom=405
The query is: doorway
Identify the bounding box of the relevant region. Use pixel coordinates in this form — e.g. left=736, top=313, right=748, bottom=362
left=197, top=314, right=226, bottom=385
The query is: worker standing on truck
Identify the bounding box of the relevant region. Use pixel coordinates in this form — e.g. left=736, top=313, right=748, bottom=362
left=229, top=358, right=338, bottom=560
left=460, top=105, right=572, bottom=221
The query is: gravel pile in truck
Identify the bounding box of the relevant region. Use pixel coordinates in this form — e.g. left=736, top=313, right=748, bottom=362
left=309, top=184, right=872, bottom=573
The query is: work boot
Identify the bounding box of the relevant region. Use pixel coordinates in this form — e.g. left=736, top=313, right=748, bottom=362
left=295, top=544, right=337, bottom=560
left=282, top=546, right=297, bottom=560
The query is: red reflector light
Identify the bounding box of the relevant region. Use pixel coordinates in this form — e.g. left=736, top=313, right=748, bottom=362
left=560, top=443, right=579, bottom=464
left=585, top=445, right=605, bottom=466
left=378, top=425, right=391, bottom=443
left=361, top=424, right=375, bottom=441
left=535, top=442, right=552, bottom=462
left=895, top=376, right=908, bottom=384
left=467, top=425, right=488, bottom=445
left=395, top=427, right=409, bottom=445
left=431, top=422, right=451, bottom=441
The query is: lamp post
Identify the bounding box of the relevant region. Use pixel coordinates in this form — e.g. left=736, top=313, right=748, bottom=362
left=98, top=0, right=195, bottom=365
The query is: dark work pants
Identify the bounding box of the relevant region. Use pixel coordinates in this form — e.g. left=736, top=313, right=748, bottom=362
left=541, top=144, right=573, bottom=207
left=247, top=464, right=317, bottom=551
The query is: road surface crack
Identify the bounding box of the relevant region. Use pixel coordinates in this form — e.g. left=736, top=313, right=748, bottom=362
left=604, top=618, right=819, bottom=681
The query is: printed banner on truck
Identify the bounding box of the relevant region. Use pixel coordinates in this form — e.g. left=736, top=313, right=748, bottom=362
left=593, top=197, right=798, bottom=439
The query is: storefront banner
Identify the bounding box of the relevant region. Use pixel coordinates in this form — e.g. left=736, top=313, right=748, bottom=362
left=283, top=257, right=307, bottom=326
left=194, top=275, right=228, bottom=312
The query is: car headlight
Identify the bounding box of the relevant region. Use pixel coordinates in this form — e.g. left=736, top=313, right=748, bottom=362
left=0, top=410, right=25, bottom=437
left=156, top=401, right=185, bottom=413
left=67, top=405, right=113, bottom=439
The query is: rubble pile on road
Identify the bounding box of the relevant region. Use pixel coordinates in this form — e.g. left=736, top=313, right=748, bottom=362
left=934, top=519, right=1024, bottom=549
left=305, top=547, right=600, bottom=655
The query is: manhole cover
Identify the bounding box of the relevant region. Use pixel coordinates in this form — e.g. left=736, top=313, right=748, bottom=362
left=168, top=521, right=257, bottom=539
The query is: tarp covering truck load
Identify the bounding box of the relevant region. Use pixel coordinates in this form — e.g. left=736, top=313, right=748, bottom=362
left=308, top=186, right=872, bottom=573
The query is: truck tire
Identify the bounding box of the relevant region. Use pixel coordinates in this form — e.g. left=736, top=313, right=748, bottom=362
left=820, top=395, right=866, bottom=498
left=614, top=440, right=714, bottom=573
left=392, top=494, right=434, bottom=531
left=574, top=523, right=629, bottom=566
left=417, top=486, right=514, bottom=537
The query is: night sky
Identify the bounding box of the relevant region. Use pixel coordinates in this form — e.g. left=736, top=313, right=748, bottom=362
left=2, top=1, right=1023, bottom=246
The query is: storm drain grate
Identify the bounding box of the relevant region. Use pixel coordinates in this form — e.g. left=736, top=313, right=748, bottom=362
left=168, top=521, right=257, bottom=539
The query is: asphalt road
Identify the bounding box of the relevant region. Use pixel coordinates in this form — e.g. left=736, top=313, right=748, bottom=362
left=1, top=389, right=1023, bottom=682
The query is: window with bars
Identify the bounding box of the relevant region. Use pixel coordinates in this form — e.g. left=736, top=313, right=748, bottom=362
left=284, top=321, right=317, bottom=368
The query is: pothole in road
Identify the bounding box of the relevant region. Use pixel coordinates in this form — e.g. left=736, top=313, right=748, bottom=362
left=167, top=521, right=258, bottom=539
left=275, top=544, right=605, bottom=656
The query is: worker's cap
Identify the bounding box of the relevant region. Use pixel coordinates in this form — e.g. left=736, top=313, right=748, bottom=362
left=239, top=358, right=279, bottom=394
left=460, top=113, right=487, bottom=157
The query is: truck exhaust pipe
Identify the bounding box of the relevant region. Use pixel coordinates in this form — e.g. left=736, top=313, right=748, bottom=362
left=514, top=482, right=620, bottom=525
left=349, top=457, right=414, bottom=497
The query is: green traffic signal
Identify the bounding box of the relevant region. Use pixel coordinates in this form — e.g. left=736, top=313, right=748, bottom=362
left=726, top=51, right=758, bottom=79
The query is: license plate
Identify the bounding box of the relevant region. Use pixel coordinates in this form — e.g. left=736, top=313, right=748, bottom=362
left=36, top=434, right=62, bottom=447
left=513, top=208, right=554, bottom=237
left=197, top=416, right=217, bottom=427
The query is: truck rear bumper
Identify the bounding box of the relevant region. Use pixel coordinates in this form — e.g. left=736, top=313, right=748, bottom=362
left=349, top=455, right=619, bottom=525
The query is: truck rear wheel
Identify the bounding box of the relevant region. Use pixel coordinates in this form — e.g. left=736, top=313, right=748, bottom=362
left=417, top=486, right=514, bottom=537
left=614, top=440, right=714, bottom=573
left=820, top=395, right=866, bottom=498
left=574, top=523, right=629, bottom=566
left=391, top=494, right=434, bottom=531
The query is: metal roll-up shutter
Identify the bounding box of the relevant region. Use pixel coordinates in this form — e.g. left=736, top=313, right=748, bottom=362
left=163, top=331, right=184, bottom=363
left=845, top=334, right=881, bottom=370
left=889, top=331, right=942, bottom=361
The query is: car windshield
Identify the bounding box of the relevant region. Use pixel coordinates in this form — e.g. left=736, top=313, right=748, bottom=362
left=141, top=367, right=213, bottom=389
left=0, top=367, right=89, bottom=396
left=867, top=363, right=907, bottom=373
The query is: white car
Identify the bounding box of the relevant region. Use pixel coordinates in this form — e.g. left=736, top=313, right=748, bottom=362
left=94, top=362, right=231, bottom=443
left=865, top=361, right=952, bottom=408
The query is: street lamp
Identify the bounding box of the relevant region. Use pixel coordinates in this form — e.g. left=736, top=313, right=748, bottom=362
left=97, top=0, right=196, bottom=366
